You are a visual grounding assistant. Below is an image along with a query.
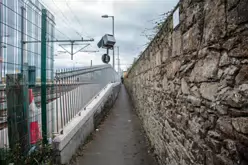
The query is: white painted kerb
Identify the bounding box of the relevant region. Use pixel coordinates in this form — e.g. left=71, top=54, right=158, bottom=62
left=53, top=82, right=118, bottom=151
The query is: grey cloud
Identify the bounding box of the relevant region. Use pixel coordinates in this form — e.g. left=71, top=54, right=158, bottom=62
left=42, top=0, right=179, bottom=70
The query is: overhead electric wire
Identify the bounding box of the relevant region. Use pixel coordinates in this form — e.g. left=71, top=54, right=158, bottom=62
left=23, top=0, right=55, bottom=24
left=17, top=0, right=93, bottom=56
left=42, top=0, right=92, bottom=39
left=38, top=0, right=73, bottom=40
left=21, top=0, right=71, bottom=42
left=19, top=1, right=74, bottom=52
left=40, top=0, right=76, bottom=39
left=24, top=0, right=93, bottom=57
left=64, top=0, right=91, bottom=38
left=0, top=2, right=58, bottom=50
left=39, top=0, right=81, bottom=51
left=48, top=0, right=83, bottom=38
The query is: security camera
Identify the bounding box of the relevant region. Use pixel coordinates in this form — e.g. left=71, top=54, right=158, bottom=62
left=97, top=34, right=116, bottom=49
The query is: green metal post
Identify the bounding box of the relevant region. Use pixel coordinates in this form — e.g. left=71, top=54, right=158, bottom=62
left=51, top=24, right=55, bottom=135
left=0, top=1, right=2, bottom=83
left=41, top=9, right=48, bottom=144
left=21, top=6, right=30, bottom=150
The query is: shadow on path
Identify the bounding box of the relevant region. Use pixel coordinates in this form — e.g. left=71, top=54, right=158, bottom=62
left=72, top=85, right=157, bottom=165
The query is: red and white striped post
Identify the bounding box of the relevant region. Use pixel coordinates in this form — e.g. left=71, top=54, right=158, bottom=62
left=29, top=89, right=42, bottom=144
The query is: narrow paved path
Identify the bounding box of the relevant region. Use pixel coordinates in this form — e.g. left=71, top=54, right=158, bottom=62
left=73, top=85, right=157, bottom=165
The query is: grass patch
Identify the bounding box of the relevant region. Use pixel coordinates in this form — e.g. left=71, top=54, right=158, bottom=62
left=1, top=142, right=53, bottom=165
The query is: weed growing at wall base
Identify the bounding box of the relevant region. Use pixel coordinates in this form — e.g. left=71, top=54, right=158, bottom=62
left=4, top=141, right=53, bottom=165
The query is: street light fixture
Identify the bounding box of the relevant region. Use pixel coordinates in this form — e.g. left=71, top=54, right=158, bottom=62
left=115, top=46, right=120, bottom=77
left=101, top=15, right=109, bottom=18
left=101, top=14, right=115, bottom=69
left=101, top=15, right=114, bottom=39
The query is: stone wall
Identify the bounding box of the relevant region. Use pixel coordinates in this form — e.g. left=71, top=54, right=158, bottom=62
left=125, top=0, right=248, bottom=164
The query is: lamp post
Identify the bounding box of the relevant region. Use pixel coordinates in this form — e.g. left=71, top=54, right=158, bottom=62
left=116, top=46, right=120, bottom=77
left=101, top=14, right=115, bottom=70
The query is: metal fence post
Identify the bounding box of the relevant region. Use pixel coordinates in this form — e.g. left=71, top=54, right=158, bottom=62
left=21, top=6, right=30, bottom=150
left=0, top=0, right=2, bottom=83
left=41, top=9, right=48, bottom=145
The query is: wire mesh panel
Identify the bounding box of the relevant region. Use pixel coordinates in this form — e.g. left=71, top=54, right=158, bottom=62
left=0, top=0, right=55, bottom=163
left=0, top=0, right=120, bottom=163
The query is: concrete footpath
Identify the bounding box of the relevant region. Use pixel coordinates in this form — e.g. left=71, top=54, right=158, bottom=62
left=71, top=85, right=157, bottom=165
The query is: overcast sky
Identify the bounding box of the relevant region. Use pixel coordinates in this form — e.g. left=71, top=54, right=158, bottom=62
left=41, top=0, right=179, bottom=71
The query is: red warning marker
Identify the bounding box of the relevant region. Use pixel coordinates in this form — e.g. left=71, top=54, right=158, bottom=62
left=29, top=89, right=42, bottom=144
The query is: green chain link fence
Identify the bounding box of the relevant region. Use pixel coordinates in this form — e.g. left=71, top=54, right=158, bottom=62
left=0, top=1, right=120, bottom=164
left=0, top=0, right=55, bottom=164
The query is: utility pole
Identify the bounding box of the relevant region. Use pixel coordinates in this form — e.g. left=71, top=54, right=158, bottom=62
left=112, top=17, right=115, bottom=70
left=116, top=46, right=120, bottom=76
left=101, top=15, right=115, bottom=69
left=0, top=2, right=2, bottom=83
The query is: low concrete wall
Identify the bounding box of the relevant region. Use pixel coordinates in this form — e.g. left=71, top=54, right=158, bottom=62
left=53, top=82, right=120, bottom=164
